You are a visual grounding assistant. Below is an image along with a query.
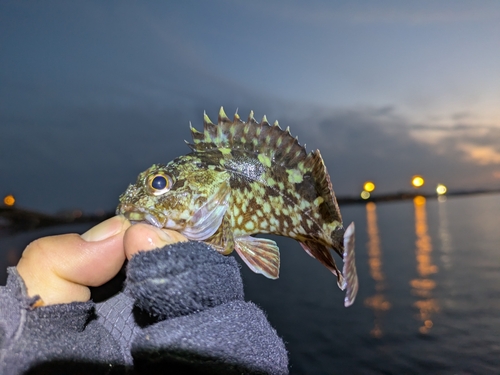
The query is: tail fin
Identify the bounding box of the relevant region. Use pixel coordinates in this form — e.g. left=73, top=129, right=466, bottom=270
left=342, top=222, right=358, bottom=307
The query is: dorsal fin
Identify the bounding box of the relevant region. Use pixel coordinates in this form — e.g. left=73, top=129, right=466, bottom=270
left=188, top=109, right=338, bottom=218
left=187, top=107, right=307, bottom=168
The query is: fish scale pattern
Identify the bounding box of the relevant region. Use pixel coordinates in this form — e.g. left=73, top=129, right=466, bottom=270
left=117, top=107, right=358, bottom=306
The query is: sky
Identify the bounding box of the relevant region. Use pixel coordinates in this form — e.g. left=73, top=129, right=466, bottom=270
left=1, top=0, right=500, bottom=213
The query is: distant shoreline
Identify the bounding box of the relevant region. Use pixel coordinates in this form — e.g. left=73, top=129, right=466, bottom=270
left=336, top=187, right=500, bottom=205
left=2, top=188, right=500, bottom=233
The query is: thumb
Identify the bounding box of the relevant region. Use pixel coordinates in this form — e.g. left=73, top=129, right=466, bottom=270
left=17, top=216, right=130, bottom=306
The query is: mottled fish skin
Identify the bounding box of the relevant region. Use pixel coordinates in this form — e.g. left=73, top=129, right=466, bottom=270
left=117, top=107, right=358, bottom=306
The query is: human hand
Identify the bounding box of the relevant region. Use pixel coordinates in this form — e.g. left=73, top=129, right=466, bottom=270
left=16, top=216, right=187, bottom=306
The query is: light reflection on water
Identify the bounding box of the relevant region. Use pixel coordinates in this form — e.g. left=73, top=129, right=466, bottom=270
left=363, top=202, right=391, bottom=338
left=438, top=197, right=453, bottom=270
left=411, top=196, right=439, bottom=334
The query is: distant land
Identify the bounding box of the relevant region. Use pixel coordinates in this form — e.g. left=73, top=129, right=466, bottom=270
left=1, top=188, right=500, bottom=234
left=336, top=187, right=500, bottom=204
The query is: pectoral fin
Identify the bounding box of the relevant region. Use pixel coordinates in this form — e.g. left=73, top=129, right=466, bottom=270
left=342, top=222, right=358, bottom=307
left=234, top=236, right=280, bottom=279
left=182, top=181, right=231, bottom=241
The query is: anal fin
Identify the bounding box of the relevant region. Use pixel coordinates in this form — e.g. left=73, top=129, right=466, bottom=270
left=343, top=222, right=358, bottom=307
left=299, top=242, right=316, bottom=259
left=299, top=240, right=345, bottom=290
left=234, top=236, right=280, bottom=279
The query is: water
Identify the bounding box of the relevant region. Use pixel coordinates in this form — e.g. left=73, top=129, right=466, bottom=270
left=241, top=194, right=500, bottom=374
left=2, top=194, right=500, bottom=374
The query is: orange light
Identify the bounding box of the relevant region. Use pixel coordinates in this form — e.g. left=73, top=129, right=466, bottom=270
left=3, top=194, right=15, bottom=206
left=363, top=181, right=375, bottom=192
left=412, top=175, right=425, bottom=188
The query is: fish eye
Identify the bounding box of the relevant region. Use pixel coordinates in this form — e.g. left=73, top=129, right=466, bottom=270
left=152, top=175, right=167, bottom=190
left=147, top=173, right=172, bottom=195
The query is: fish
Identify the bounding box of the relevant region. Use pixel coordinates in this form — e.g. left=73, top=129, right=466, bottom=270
left=117, top=107, right=358, bottom=306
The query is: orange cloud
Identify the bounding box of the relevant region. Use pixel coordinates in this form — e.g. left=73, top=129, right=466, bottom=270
left=458, top=143, right=500, bottom=165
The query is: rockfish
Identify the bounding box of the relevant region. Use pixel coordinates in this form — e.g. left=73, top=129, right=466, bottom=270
left=117, top=108, right=358, bottom=306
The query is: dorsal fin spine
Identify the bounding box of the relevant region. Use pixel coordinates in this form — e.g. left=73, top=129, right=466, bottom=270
left=203, top=111, right=213, bottom=125
left=248, top=110, right=256, bottom=124
left=190, top=109, right=311, bottom=169
left=261, top=115, right=269, bottom=126
left=218, top=107, right=230, bottom=123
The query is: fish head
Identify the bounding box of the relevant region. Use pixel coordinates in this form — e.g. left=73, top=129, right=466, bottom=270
left=117, top=157, right=231, bottom=241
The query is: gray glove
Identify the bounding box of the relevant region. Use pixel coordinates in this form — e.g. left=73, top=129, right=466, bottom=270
left=0, top=241, right=289, bottom=374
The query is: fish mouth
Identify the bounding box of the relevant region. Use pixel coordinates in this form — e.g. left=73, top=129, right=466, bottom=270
left=118, top=205, right=164, bottom=228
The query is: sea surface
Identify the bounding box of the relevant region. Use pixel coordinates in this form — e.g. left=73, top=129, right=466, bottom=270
left=1, top=194, right=500, bottom=374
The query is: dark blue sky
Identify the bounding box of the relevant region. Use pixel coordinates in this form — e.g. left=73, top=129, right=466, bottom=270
left=1, top=1, right=500, bottom=213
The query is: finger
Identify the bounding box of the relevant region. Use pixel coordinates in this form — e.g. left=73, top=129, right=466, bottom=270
left=124, top=223, right=188, bottom=260
left=17, top=215, right=131, bottom=305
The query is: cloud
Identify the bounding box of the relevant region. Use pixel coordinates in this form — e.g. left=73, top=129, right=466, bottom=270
left=458, top=144, right=500, bottom=165
left=272, top=105, right=500, bottom=196
left=407, top=116, right=500, bottom=166
left=409, top=123, right=498, bottom=132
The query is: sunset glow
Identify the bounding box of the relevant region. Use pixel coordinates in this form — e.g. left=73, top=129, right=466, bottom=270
left=459, top=144, right=500, bottom=165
